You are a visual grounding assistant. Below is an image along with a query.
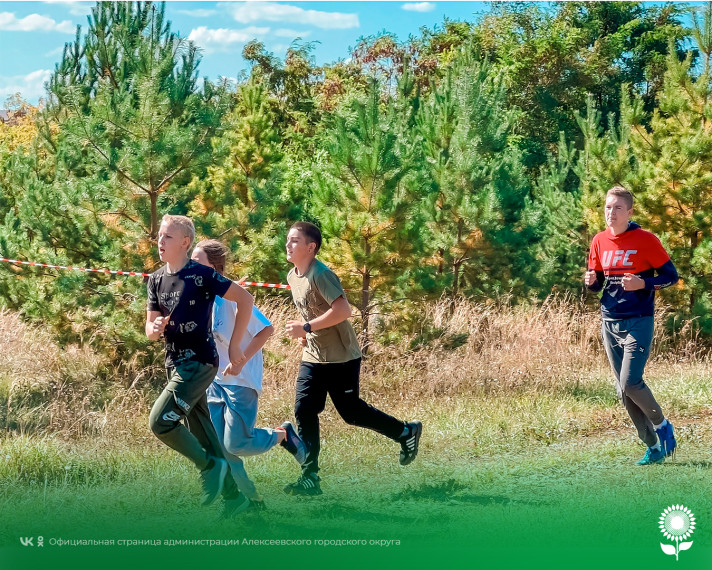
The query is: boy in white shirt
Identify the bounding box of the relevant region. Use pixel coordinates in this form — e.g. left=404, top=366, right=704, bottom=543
left=192, top=240, right=305, bottom=513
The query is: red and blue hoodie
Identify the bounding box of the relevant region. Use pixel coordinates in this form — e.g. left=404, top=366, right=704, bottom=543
left=587, top=222, right=679, bottom=320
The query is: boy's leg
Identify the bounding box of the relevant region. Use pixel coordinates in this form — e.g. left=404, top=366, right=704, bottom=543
left=148, top=361, right=219, bottom=469
left=601, top=320, right=624, bottom=389
left=186, top=391, right=241, bottom=499
left=328, top=358, right=405, bottom=441
left=208, top=395, right=261, bottom=501
left=294, top=361, right=328, bottom=476
left=222, top=386, right=280, bottom=457
left=603, top=318, right=661, bottom=448
left=619, top=317, right=663, bottom=447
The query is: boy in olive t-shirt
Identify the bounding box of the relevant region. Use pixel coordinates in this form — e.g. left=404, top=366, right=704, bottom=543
left=284, top=221, right=422, bottom=496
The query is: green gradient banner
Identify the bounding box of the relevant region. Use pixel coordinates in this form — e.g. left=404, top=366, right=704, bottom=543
left=2, top=481, right=709, bottom=570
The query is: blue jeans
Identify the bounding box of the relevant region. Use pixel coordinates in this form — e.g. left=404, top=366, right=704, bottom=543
left=207, top=383, right=279, bottom=500
left=601, top=316, right=664, bottom=447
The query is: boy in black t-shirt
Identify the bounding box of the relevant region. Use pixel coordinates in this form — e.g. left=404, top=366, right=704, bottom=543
left=146, top=214, right=254, bottom=515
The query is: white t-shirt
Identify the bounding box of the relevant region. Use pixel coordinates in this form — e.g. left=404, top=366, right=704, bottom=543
left=212, top=297, right=271, bottom=394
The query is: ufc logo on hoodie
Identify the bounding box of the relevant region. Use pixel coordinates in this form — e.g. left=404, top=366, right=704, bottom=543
left=601, top=250, right=637, bottom=268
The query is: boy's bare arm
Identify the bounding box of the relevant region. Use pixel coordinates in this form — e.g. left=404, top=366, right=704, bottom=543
left=244, top=325, right=274, bottom=362
left=222, top=282, right=254, bottom=373
left=224, top=325, right=274, bottom=376
left=146, top=310, right=168, bottom=341
left=285, top=295, right=352, bottom=339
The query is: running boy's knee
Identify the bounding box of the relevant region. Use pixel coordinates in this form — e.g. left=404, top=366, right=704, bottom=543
left=224, top=437, right=247, bottom=456
left=622, top=375, right=646, bottom=393
left=337, top=407, right=360, bottom=426
left=149, top=406, right=183, bottom=436
left=295, top=397, right=324, bottom=420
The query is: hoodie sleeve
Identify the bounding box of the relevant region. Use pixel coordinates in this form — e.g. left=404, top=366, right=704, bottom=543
left=586, top=236, right=605, bottom=292
left=644, top=260, right=678, bottom=291
left=642, top=233, right=677, bottom=290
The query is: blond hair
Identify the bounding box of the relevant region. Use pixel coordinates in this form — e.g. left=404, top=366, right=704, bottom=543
left=161, top=214, right=195, bottom=246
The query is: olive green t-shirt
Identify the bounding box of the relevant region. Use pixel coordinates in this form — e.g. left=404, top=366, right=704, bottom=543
left=287, top=259, right=362, bottom=363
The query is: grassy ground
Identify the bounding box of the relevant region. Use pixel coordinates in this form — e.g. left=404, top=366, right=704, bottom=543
left=1, top=301, right=711, bottom=569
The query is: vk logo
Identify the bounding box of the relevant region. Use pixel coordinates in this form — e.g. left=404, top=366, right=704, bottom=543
left=20, top=537, right=34, bottom=546
left=602, top=249, right=637, bottom=268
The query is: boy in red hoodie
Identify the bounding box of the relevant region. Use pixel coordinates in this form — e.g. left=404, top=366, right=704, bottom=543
left=585, top=186, right=679, bottom=465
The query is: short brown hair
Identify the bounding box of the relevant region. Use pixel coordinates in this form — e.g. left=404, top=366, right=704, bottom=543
left=606, top=185, right=633, bottom=209
left=161, top=214, right=195, bottom=246
left=194, top=239, right=229, bottom=275
left=290, top=221, right=322, bottom=254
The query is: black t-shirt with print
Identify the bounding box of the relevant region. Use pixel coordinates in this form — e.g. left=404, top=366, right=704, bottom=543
left=147, top=260, right=232, bottom=367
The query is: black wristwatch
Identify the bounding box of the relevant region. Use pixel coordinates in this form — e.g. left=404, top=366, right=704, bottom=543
left=303, top=322, right=312, bottom=333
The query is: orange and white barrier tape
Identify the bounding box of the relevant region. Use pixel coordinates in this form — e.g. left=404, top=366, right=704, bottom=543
left=0, top=256, right=291, bottom=289
left=237, top=281, right=290, bottom=290
left=0, top=256, right=150, bottom=277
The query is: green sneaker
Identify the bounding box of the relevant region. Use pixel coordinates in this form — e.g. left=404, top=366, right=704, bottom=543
left=217, top=492, right=250, bottom=519
left=636, top=447, right=665, bottom=465
left=247, top=498, right=267, bottom=511
left=199, top=457, right=228, bottom=506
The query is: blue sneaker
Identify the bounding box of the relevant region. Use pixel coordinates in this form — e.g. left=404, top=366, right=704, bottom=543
left=656, top=421, right=677, bottom=457
left=280, top=421, right=307, bottom=465
left=636, top=447, right=665, bottom=465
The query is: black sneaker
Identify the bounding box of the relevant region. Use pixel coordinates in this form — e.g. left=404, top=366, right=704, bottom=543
left=280, top=421, right=307, bottom=464
left=217, top=492, right=250, bottom=519
left=200, top=457, right=228, bottom=506
left=399, top=421, right=422, bottom=466
left=283, top=473, right=322, bottom=496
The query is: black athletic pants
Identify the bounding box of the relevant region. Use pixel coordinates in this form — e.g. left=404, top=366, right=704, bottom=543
left=294, top=357, right=405, bottom=475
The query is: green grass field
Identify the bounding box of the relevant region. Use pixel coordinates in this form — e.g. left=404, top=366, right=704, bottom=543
left=1, top=302, right=711, bottom=569
left=2, top=377, right=711, bottom=569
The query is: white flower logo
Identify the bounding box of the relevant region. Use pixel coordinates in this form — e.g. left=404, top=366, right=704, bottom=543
left=659, top=505, right=696, bottom=560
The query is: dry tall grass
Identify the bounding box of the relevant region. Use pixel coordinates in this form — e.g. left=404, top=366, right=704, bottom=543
left=1, top=296, right=710, bottom=440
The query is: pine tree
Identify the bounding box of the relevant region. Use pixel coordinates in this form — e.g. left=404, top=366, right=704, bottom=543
left=523, top=135, right=587, bottom=296
left=624, top=13, right=712, bottom=314
left=312, top=74, right=427, bottom=347
left=0, top=1, right=229, bottom=371
left=188, top=78, right=287, bottom=283
left=575, top=4, right=712, bottom=322
left=418, top=49, right=532, bottom=301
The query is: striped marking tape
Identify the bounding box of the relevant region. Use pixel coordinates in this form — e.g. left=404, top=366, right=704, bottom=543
left=0, top=256, right=291, bottom=290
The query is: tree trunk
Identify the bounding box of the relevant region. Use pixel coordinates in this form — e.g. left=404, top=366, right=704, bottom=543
left=689, top=229, right=699, bottom=310
left=451, top=217, right=464, bottom=304
left=150, top=190, right=158, bottom=240
left=361, top=239, right=371, bottom=355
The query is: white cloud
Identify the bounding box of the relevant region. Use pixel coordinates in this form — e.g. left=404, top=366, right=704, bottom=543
left=188, top=26, right=271, bottom=53
left=41, top=1, right=92, bottom=17
left=0, top=69, right=52, bottom=104
left=0, top=12, right=75, bottom=33
left=221, top=2, right=359, bottom=30
left=273, top=28, right=311, bottom=39
left=45, top=46, right=65, bottom=58
left=177, top=9, right=217, bottom=18
left=402, top=2, right=436, bottom=13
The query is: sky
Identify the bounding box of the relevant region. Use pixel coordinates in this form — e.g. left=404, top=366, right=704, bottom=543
left=0, top=1, right=491, bottom=105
